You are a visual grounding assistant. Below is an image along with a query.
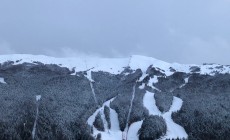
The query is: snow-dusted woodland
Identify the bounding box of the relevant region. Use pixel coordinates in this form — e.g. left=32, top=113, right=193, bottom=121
left=0, top=54, right=230, bottom=140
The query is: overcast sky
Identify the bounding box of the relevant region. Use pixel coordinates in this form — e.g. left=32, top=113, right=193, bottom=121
left=0, top=0, right=230, bottom=64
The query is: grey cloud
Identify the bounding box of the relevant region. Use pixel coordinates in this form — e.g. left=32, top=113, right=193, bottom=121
left=0, top=0, right=230, bottom=64
left=0, top=41, right=15, bottom=54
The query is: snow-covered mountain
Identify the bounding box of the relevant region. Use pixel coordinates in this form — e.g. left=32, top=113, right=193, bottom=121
left=0, top=54, right=229, bottom=140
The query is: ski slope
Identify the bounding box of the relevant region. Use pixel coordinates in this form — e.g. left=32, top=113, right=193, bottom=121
left=143, top=91, right=188, bottom=140
left=87, top=97, right=123, bottom=140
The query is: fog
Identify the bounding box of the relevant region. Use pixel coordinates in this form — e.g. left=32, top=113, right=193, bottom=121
left=0, top=0, right=230, bottom=64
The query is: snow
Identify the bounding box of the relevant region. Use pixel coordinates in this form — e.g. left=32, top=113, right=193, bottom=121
left=110, top=108, right=120, bottom=131
left=1, top=54, right=228, bottom=140
left=0, top=54, right=129, bottom=75
left=127, top=120, right=143, bottom=140
left=0, top=77, right=6, bottom=84
left=143, top=91, right=162, bottom=116
left=184, top=77, right=189, bottom=83
left=139, top=83, right=145, bottom=89
left=161, top=97, right=188, bottom=139
left=100, top=109, right=109, bottom=131
left=93, top=128, right=123, bottom=140
left=32, top=95, right=42, bottom=139
left=147, top=80, right=161, bottom=91
left=129, top=55, right=172, bottom=75
left=179, top=77, right=189, bottom=88
left=86, top=71, right=95, bottom=82
left=147, top=76, right=158, bottom=87
left=125, top=83, right=137, bottom=132
left=87, top=98, right=115, bottom=126
left=36, top=95, right=41, bottom=101
left=87, top=97, right=124, bottom=140
left=94, top=106, right=123, bottom=140
left=89, top=79, right=99, bottom=106
left=0, top=54, right=229, bottom=77
left=143, top=91, right=188, bottom=140
left=138, top=73, right=148, bottom=82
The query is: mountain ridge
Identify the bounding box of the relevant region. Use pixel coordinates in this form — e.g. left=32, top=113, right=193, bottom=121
left=1, top=54, right=229, bottom=76
left=0, top=54, right=229, bottom=140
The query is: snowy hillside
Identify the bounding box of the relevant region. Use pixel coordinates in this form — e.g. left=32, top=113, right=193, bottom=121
left=0, top=54, right=229, bottom=76
left=0, top=54, right=229, bottom=140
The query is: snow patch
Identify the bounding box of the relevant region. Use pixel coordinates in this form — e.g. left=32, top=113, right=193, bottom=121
left=36, top=95, right=41, bottom=101
left=147, top=76, right=158, bottom=86
left=180, top=77, right=189, bottom=88
left=0, top=77, right=6, bottom=84
left=138, top=73, right=148, bottom=82
left=139, top=83, right=145, bottom=89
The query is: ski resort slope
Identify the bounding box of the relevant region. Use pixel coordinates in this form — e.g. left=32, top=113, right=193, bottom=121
left=143, top=91, right=188, bottom=140
left=0, top=54, right=230, bottom=76
left=1, top=54, right=229, bottom=140
left=162, top=97, right=188, bottom=139
left=87, top=97, right=123, bottom=140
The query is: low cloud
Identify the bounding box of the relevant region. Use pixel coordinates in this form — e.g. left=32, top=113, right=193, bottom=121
left=44, top=47, right=102, bottom=58
left=0, top=41, right=15, bottom=54
left=0, top=0, right=230, bottom=65
left=181, top=37, right=230, bottom=64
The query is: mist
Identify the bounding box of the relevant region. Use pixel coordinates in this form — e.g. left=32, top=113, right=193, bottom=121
left=0, top=0, right=230, bottom=64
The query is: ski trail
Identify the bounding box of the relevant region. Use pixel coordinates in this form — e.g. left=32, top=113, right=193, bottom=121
left=86, top=71, right=99, bottom=106
left=161, top=97, right=188, bottom=139
left=127, top=120, right=143, bottom=140
left=125, top=83, right=137, bottom=132
left=87, top=98, right=114, bottom=127
left=100, top=108, right=109, bottom=130
left=86, top=70, right=110, bottom=130
left=87, top=97, right=123, bottom=140
left=90, top=82, right=99, bottom=106
left=143, top=91, right=188, bottom=140
left=110, top=107, right=120, bottom=131
left=143, top=91, right=161, bottom=116
left=32, top=95, right=41, bottom=140
left=179, top=77, right=189, bottom=88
